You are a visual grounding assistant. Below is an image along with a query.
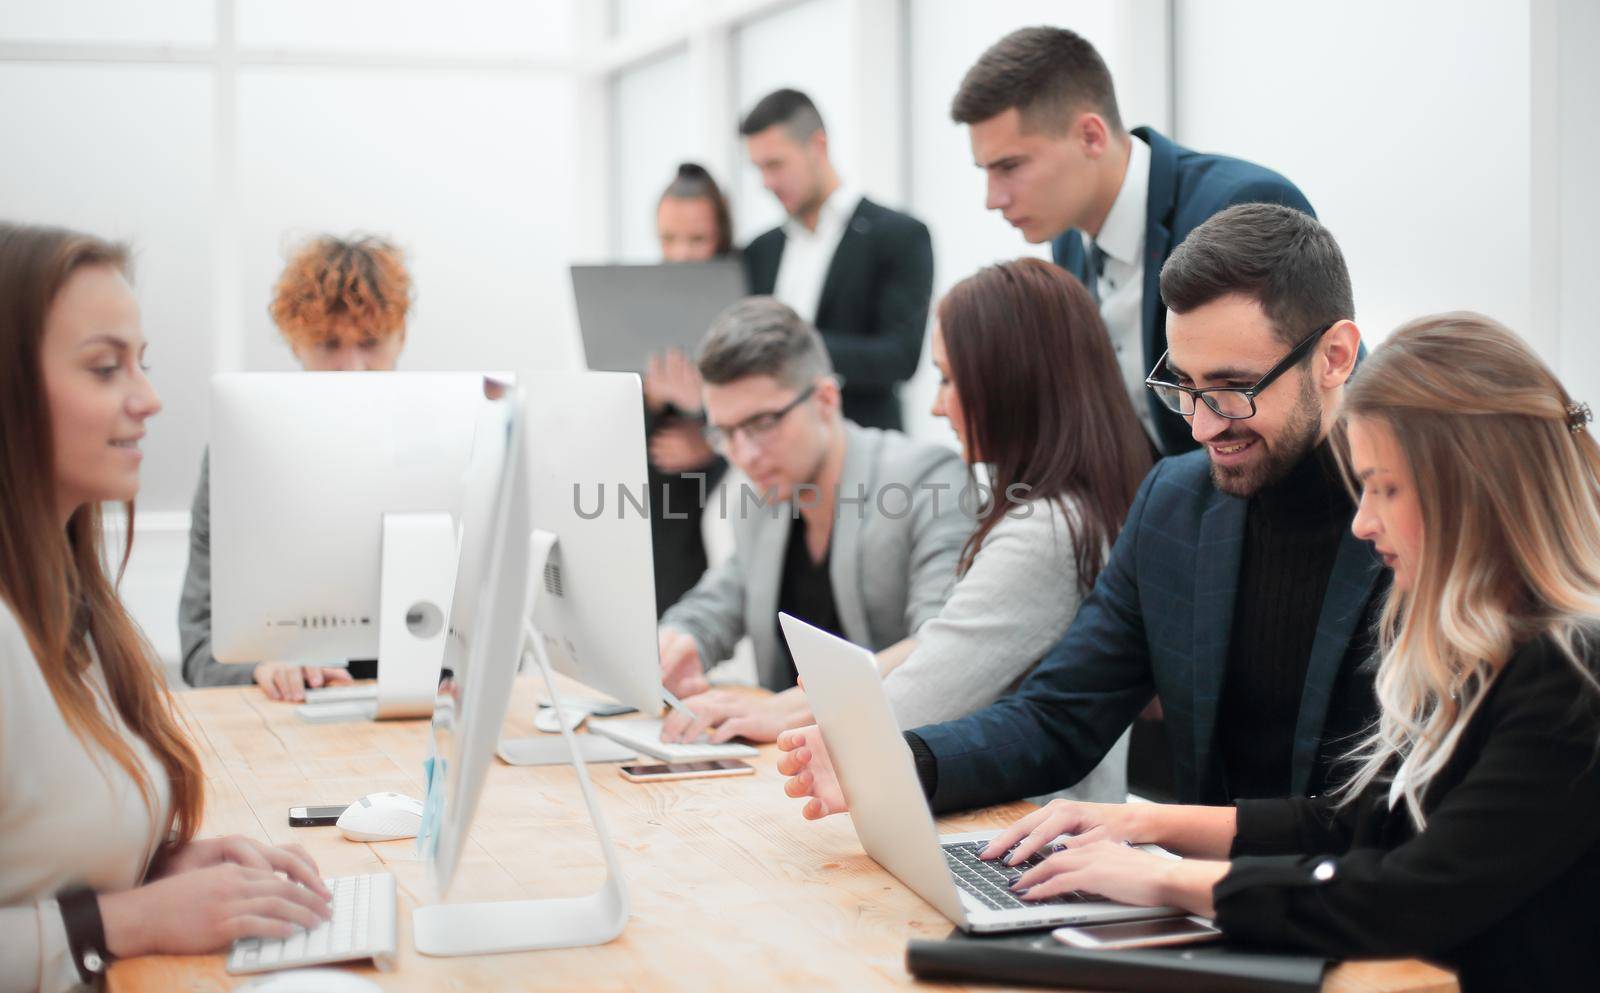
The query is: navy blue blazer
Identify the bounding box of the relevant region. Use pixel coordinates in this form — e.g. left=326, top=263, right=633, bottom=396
left=913, top=449, right=1384, bottom=811
left=1053, top=127, right=1315, bottom=456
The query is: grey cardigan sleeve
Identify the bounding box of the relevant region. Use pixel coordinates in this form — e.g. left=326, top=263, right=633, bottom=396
left=178, top=451, right=255, bottom=688
left=896, top=449, right=970, bottom=638
left=658, top=549, right=749, bottom=669
left=885, top=499, right=1085, bottom=729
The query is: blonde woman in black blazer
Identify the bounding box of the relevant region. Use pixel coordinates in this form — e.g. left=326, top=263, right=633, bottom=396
left=969, top=313, right=1600, bottom=993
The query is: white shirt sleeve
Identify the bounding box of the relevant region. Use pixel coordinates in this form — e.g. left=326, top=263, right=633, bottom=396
left=0, top=900, right=83, bottom=993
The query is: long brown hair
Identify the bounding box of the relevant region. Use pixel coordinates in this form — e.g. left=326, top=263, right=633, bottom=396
left=1334, top=313, right=1600, bottom=827
left=938, top=258, right=1152, bottom=590
left=0, top=221, right=203, bottom=846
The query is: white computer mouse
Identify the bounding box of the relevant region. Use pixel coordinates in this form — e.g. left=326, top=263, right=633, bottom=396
left=533, top=705, right=588, bottom=734
left=335, top=792, right=424, bottom=842
left=234, top=968, right=382, bottom=993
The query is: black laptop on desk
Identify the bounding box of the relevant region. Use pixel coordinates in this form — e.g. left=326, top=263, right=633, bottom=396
left=570, top=260, right=747, bottom=374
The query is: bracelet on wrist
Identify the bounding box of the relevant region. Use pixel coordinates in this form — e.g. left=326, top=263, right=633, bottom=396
left=56, top=884, right=112, bottom=985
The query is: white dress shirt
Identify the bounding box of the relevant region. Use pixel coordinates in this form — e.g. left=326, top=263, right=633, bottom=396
left=772, top=183, right=862, bottom=326
left=1083, top=135, right=1154, bottom=436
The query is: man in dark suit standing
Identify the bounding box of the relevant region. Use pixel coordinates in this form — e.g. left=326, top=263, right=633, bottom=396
left=951, top=27, right=1314, bottom=457
left=739, top=89, right=934, bottom=431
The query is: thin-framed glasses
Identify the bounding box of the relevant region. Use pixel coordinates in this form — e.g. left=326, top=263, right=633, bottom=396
left=1144, top=321, right=1336, bottom=420
left=703, top=382, right=818, bottom=453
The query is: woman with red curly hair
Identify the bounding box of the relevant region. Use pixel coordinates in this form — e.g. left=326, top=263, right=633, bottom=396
left=178, top=235, right=413, bottom=698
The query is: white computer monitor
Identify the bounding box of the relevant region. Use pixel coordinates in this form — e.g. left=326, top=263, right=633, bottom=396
left=210, top=372, right=503, bottom=718
left=413, top=377, right=631, bottom=957
left=522, top=370, right=662, bottom=714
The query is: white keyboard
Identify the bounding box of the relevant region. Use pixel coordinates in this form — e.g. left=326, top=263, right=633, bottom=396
left=588, top=717, right=759, bottom=762
left=295, top=700, right=377, bottom=723
left=227, top=873, right=397, bottom=975
left=303, top=684, right=378, bottom=705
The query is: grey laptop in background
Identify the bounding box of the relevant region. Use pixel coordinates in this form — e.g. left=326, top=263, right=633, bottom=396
left=570, top=260, right=747, bottom=374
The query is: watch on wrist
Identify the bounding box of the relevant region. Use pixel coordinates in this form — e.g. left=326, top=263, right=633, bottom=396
left=56, top=884, right=112, bottom=984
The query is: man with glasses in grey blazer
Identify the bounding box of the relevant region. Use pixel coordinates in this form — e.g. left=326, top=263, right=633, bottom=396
left=657, top=297, right=970, bottom=741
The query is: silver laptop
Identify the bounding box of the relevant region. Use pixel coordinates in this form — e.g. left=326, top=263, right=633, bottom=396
left=570, top=260, right=746, bottom=375
left=778, top=613, right=1184, bottom=933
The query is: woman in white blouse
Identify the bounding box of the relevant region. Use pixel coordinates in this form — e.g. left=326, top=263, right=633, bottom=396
left=666, top=259, right=1152, bottom=802
left=0, top=223, right=332, bottom=993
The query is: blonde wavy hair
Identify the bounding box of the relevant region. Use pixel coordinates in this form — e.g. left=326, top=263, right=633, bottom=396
left=1334, top=313, right=1600, bottom=828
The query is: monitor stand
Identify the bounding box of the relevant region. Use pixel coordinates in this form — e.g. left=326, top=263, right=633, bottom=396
left=412, top=529, right=629, bottom=955
left=293, top=511, right=458, bottom=724
left=372, top=511, right=457, bottom=719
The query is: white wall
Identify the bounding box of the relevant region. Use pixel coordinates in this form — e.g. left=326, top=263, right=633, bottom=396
left=0, top=0, right=583, bottom=668
left=612, top=49, right=696, bottom=261
left=1554, top=0, right=1599, bottom=401
left=1172, top=0, right=1592, bottom=399
left=0, top=63, right=217, bottom=513
left=234, top=69, right=582, bottom=376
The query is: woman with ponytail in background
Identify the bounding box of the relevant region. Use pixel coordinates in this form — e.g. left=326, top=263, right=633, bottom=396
left=644, top=163, right=736, bottom=615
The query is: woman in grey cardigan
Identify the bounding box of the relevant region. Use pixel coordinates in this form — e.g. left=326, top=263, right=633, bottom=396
left=674, top=259, right=1152, bottom=801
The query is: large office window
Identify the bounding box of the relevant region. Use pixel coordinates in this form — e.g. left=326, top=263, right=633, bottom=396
left=730, top=0, right=856, bottom=243
left=236, top=69, right=581, bottom=376
left=0, top=63, right=216, bottom=512
left=611, top=50, right=697, bottom=262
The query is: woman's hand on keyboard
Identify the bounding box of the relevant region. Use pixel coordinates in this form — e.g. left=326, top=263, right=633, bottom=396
left=101, top=861, right=333, bottom=957
left=777, top=725, right=846, bottom=819
left=979, top=800, right=1148, bottom=866
left=149, top=835, right=330, bottom=902
left=1010, top=839, right=1227, bottom=917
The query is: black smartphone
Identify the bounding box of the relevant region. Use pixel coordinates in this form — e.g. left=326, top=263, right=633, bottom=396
left=288, top=803, right=348, bottom=827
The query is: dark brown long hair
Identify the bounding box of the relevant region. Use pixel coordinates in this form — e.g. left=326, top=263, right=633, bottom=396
left=659, top=163, right=734, bottom=256
left=0, top=221, right=204, bottom=847
left=939, top=258, right=1152, bottom=592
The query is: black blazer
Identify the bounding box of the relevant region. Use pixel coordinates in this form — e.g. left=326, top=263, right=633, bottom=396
left=743, top=197, right=933, bottom=431
left=1053, top=127, right=1314, bottom=456
left=1216, top=633, right=1600, bottom=993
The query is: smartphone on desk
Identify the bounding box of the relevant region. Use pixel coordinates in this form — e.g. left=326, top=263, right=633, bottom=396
left=618, top=759, right=754, bottom=783
left=1052, top=916, right=1222, bottom=951
left=288, top=804, right=349, bottom=827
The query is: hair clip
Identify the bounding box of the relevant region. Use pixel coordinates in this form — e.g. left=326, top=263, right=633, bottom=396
left=1568, top=401, right=1593, bottom=434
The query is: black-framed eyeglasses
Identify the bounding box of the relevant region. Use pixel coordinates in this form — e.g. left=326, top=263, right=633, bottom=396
left=703, top=382, right=818, bottom=453
left=1144, top=321, right=1336, bottom=420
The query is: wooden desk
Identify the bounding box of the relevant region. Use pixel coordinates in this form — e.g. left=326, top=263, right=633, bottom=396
left=112, top=681, right=1458, bottom=993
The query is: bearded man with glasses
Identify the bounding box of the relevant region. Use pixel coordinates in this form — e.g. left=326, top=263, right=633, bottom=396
left=780, top=203, right=1385, bottom=823
left=656, top=297, right=970, bottom=740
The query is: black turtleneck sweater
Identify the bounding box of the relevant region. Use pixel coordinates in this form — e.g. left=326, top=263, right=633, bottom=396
left=1216, top=440, right=1358, bottom=800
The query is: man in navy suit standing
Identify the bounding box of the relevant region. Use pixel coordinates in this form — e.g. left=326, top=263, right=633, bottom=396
left=951, top=26, right=1313, bottom=457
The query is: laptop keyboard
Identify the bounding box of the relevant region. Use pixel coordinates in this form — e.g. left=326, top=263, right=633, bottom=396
left=942, top=841, right=1091, bottom=911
